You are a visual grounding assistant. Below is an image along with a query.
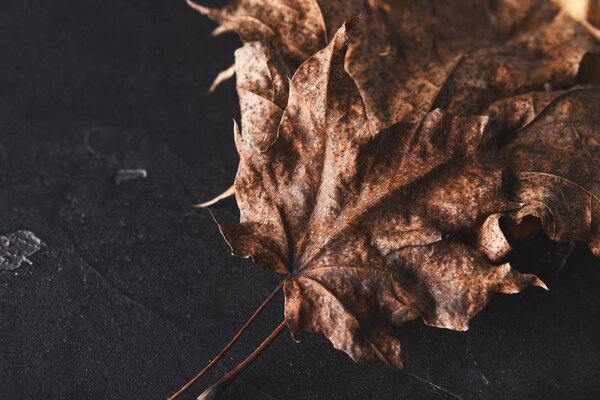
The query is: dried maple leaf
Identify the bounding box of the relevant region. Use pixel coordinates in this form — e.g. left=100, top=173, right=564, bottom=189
left=213, top=22, right=545, bottom=368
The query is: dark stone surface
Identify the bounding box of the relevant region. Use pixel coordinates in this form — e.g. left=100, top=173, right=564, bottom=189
left=1, top=1, right=599, bottom=399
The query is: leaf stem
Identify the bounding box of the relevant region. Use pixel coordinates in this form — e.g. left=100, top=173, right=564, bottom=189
left=193, top=185, right=235, bottom=208
left=198, top=320, right=287, bottom=400
left=167, top=281, right=284, bottom=400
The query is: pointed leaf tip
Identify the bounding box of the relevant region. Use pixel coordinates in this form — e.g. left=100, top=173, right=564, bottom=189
left=186, top=0, right=211, bottom=15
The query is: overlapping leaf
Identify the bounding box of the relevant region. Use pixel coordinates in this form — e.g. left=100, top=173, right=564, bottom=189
left=188, top=0, right=335, bottom=66
left=478, top=88, right=600, bottom=261
left=192, top=0, right=600, bottom=132
left=234, top=41, right=290, bottom=150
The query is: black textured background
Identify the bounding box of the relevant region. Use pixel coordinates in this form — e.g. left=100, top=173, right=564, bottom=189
left=1, top=1, right=599, bottom=399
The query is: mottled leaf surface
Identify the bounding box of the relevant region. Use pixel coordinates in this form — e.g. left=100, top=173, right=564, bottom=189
left=215, top=24, right=544, bottom=367
left=235, top=41, right=291, bottom=150
left=188, top=0, right=329, bottom=66
left=192, top=0, right=600, bottom=132
left=347, top=2, right=600, bottom=131
left=479, top=89, right=600, bottom=260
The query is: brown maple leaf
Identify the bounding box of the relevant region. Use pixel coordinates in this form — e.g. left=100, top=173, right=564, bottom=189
left=213, top=22, right=545, bottom=368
